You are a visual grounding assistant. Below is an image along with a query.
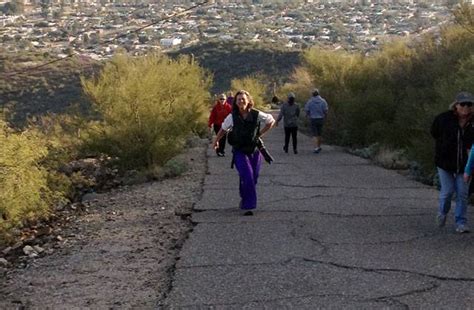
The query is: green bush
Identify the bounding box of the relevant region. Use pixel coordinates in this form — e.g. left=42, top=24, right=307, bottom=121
left=231, top=76, right=268, bottom=110
left=0, top=120, right=63, bottom=242
left=81, top=52, right=211, bottom=169
left=288, top=19, right=474, bottom=179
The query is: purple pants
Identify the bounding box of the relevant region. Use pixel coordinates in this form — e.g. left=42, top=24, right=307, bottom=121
left=234, top=149, right=262, bottom=210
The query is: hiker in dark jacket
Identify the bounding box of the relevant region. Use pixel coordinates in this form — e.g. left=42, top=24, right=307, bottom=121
left=431, top=91, right=474, bottom=233
left=212, top=90, right=275, bottom=216
left=276, top=92, right=300, bottom=154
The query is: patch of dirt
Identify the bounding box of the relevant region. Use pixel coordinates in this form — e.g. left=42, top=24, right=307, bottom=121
left=0, top=141, right=208, bottom=309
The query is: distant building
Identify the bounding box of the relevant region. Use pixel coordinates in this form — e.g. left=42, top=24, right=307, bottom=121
left=160, top=37, right=182, bottom=47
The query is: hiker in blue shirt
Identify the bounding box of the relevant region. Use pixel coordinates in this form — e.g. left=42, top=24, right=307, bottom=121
left=304, top=88, right=328, bottom=154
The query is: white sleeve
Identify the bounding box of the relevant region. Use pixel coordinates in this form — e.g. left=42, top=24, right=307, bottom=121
left=221, top=114, right=233, bottom=131
left=257, top=110, right=275, bottom=125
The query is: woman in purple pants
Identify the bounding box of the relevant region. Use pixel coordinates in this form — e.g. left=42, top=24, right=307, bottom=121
left=213, top=90, right=275, bottom=216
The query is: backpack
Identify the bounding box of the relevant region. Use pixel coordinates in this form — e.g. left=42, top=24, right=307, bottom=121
left=227, top=109, right=260, bottom=154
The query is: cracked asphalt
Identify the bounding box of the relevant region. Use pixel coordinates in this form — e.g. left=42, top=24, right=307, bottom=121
left=162, top=116, right=474, bottom=309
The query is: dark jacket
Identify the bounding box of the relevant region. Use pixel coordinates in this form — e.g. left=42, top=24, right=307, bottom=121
left=431, top=110, right=474, bottom=173
left=228, top=109, right=260, bottom=154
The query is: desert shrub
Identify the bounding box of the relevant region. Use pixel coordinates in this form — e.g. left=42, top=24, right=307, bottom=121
left=161, top=158, right=188, bottom=178
left=373, top=147, right=410, bottom=170
left=230, top=76, right=268, bottom=109
left=27, top=112, right=88, bottom=200
left=0, top=119, right=63, bottom=242
left=81, top=52, right=211, bottom=169
left=289, top=19, right=474, bottom=179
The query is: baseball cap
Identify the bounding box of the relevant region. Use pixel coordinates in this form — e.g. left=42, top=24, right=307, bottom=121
left=455, top=92, right=474, bottom=103
left=288, top=92, right=295, bottom=99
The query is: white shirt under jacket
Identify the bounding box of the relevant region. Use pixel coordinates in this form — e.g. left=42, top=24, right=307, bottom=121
left=221, top=110, right=274, bottom=132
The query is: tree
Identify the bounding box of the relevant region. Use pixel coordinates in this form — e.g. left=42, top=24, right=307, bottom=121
left=81, top=53, right=211, bottom=168
left=231, top=76, right=267, bottom=109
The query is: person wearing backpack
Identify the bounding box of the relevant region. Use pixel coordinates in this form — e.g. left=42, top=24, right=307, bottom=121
left=212, top=90, right=275, bottom=216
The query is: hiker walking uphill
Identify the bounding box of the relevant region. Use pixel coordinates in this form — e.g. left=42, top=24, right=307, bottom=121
left=209, top=93, right=232, bottom=157
left=431, top=91, right=474, bottom=233
left=304, top=88, right=328, bottom=154
left=212, top=90, right=275, bottom=216
left=276, top=92, right=300, bottom=154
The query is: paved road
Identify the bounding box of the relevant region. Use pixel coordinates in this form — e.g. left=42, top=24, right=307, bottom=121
left=162, top=119, right=474, bottom=309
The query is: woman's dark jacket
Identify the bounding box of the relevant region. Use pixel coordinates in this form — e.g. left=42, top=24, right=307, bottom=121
left=431, top=110, right=474, bottom=173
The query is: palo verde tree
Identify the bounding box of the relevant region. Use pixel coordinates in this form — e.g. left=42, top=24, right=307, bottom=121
left=81, top=52, right=211, bottom=169
left=230, top=76, right=268, bottom=109
left=0, top=118, right=63, bottom=243
left=287, top=11, right=474, bottom=180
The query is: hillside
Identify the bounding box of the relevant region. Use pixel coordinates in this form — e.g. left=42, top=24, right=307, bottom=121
left=1, top=43, right=301, bottom=127
left=169, top=40, right=301, bottom=94
left=0, top=52, right=98, bottom=127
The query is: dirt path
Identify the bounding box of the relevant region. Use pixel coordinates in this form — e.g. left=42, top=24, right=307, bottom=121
left=0, top=141, right=208, bottom=309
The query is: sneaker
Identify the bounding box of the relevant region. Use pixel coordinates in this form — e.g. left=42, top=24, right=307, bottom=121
left=243, top=210, right=253, bottom=216
left=294, top=149, right=298, bottom=154
left=313, top=147, right=321, bottom=154
left=437, top=214, right=447, bottom=228
left=455, top=224, right=470, bottom=233
left=283, top=146, right=288, bottom=153
left=217, top=152, right=225, bottom=157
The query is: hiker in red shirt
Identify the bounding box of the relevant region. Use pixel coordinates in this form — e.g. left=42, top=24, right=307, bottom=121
left=209, top=93, right=232, bottom=157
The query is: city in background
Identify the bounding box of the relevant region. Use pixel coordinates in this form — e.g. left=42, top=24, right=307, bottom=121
left=0, top=0, right=464, bottom=60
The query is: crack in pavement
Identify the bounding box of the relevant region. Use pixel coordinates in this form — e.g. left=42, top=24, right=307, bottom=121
left=309, top=231, right=438, bottom=246
left=269, top=179, right=427, bottom=190
left=267, top=193, right=435, bottom=203
left=177, top=257, right=299, bottom=270
left=362, top=281, right=439, bottom=306
left=160, top=283, right=438, bottom=309
left=253, top=207, right=431, bottom=218
left=158, top=293, right=362, bottom=308
left=302, top=258, right=474, bottom=282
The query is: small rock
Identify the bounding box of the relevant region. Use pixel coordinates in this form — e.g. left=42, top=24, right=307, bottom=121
left=56, top=235, right=64, bottom=242
left=36, top=226, right=53, bottom=237
left=82, top=192, right=99, bottom=203
left=2, top=247, right=12, bottom=255
left=0, top=258, right=9, bottom=267
left=11, top=242, right=23, bottom=250
left=23, top=245, right=38, bottom=257
left=32, top=245, right=45, bottom=254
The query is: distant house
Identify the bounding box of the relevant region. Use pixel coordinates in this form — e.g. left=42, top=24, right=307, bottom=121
left=160, top=37, right=182, bottom=47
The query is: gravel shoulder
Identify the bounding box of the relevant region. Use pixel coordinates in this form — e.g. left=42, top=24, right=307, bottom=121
left=0, top=140, right=208, bottom=309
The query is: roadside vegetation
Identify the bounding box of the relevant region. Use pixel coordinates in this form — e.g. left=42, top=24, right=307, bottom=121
left=279, top=4, right=474, bottom=183
left=1, top=5, right=472, bottom=244
left=0, top=52, right=211, bottom=244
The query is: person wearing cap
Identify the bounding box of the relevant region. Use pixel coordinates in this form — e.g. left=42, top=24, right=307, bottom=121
left=208, top=93, right=232, bottom=157
left=304, top=88, right=328, bottom=153
left=276, top=92, right=300, bottom=154
left=431, top=91, right=474, bottom=233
